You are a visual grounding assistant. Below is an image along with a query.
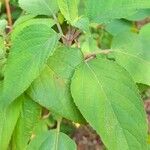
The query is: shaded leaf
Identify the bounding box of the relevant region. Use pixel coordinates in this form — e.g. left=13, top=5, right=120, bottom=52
left=27, top=47, right=84, bottom=123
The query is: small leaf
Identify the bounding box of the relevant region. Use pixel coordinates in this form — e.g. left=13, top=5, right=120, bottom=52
left=12, top=95, right=41, bottom=150
left=27, top=130, right=76, bottom=150
left=71, top=58, right=147, bottom=150
left=73, top=17, right=90, bottom=33
left=112, top=24, right=150, bottom=86
left=27, top=47, right=84, bottom=123
left=0, top=23, right=59, bottom=106
left=19, top=0, right=59, bottom=16
left=57, top=0, right=78, bottom=24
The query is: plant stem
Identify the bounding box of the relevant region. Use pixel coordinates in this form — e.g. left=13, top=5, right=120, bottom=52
left=5, top=0, right=12, bottom=32
left=55, top=117, right=62, bottom=150
left=85, top=50, right=112, bottom=61
left=52, top=14, right=64, bottom=36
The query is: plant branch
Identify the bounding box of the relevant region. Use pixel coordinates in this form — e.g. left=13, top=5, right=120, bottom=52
left=52, top=14, right=64, bottom=37
left=5, top=0, right=12, bottom=32
left=55, top=117, right=62, bottom=150
left=85, top=50, right=112, bottom=61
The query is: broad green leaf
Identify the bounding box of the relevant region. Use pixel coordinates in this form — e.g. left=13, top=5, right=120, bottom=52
left=0, top=96, right=23, bottom=150
left=12, top=18, right=55, bottom=40
left=125, top=9, right=150, bottom=21
left=112, top=24, right=150, bottom=86
left=13, top=14, right=36, bottom=27
left=27, top=130, right=76, bottom=150
left=71, top=58, right=147, bottom=150
left=106, top=19, right=132, bottom=36
left=27, top=47, right=84, bottom=123
left=57, top=0, right=78, bottom=24
left=19, top=0, right=58, bottom=16
left=0, top=24, right=59, bottom=107
left=12, top=95, right=41, bottom=150
left=86, top=0, right=150, bottom=23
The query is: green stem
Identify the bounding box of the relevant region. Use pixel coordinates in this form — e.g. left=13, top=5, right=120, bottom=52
left=52, top=13, right=64, bottom=36
left=84, top=49, right=112, bottom=61
left=55, top=117, right=62, bottom=150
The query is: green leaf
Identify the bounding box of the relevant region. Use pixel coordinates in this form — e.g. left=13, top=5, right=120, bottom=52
left=85, top=0, right=150, bottom=23
left=27, top=130, right=76, bottom=150
left=33, top=120, right=48, bottom=136
left=0, top=36, right=6, bottom=81
left=125, top=9, right=150, bottom=21
left=71, top=58, right=147, bottom=150
left=19, top=0, right=58, bottom=16
left=12, top=95, right=41, bottom=150
left=0, top=23, right=59, bottom=107
left=57, top=0, right=78, bottom=24
left=27, top=47, right=84, bottom=123
left=112, top=24, right=150, bottom=86
left=0, top=96, right=23, bottom=150
left=73, top=17, right=90, bottom=33
left=12, top=18, right=55, bottom=40
left=0, top=2, right=1, bottom=11
left=0, top=19, right=7, bottom=34
left=13, top=14, right=36, bottom=27
left=0, top=36, right=6, bottom=65
left=79, top=35, right=99, bottom=54
left=47, top=46, right=84, bottom=79
left=106, top=19, right=132, bottom=36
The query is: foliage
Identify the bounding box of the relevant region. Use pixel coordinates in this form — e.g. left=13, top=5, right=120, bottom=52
left=0, top=0, right=150, bottom=149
